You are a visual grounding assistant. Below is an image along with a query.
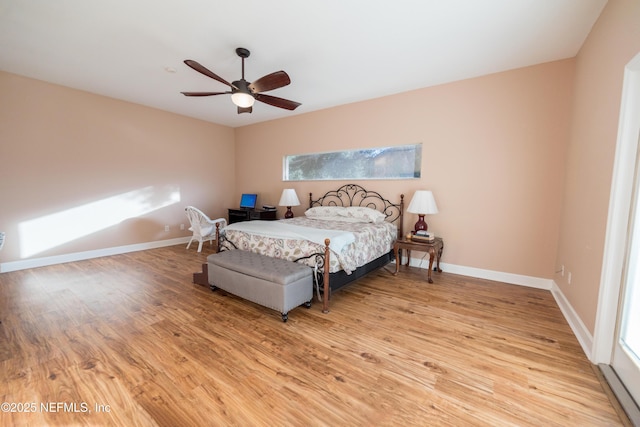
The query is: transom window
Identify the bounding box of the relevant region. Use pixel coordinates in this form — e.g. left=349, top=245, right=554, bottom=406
left=283, top=143, right=422, bottom=181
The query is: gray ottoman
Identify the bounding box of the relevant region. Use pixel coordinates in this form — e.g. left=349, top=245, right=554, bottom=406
left=207, top=250, right=313, bottom=322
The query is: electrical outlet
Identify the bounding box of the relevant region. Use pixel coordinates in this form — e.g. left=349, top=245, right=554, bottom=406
left=180, top=223, right=185, bottom=231
left=164, top=225, right=170, bottom=232
left=568, top=272, right=572, bottom=284
left=561, top=265, right=564, bottom=276
left=0, top=231, right=5, bottom=250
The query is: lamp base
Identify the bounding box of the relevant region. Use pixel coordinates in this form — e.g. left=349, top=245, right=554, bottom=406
left=284, top=207, right=294, bottom=219
left=413, top=214, right=428, bottom=233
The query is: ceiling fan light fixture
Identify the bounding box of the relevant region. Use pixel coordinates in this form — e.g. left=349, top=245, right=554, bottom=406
left=231, top=92, right=255, bottom=108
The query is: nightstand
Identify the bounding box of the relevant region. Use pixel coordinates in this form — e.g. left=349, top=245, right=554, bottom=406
left=393, top=237, right=443, bottom=283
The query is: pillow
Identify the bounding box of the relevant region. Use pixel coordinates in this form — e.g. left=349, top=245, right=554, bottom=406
left=343, top=206, right=386, bottom=223
left=305, top=206, right=347, bottom=218
left=305, top=205, right=387, bottom=223
left=308, top=215, right=357, bottom=223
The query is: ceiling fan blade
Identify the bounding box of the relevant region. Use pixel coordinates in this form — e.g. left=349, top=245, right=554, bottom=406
left=249, top=71, right=291, bottom=93
left=237, top=106, right=253, bottom=114
left=255, top=93, right=301, bottom=111
left=183, top=60, right=237, bottom=90
left=181, top=91, right=230, bottom=97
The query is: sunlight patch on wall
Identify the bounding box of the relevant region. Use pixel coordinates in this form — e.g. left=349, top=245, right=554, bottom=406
left=18, top=185, right=181, bottom=258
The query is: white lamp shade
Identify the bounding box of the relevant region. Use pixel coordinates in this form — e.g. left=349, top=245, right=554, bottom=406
left=407, top=190, right=438, bottom=214
left=279, top=189, right=300, bottom=206
left=231, top=92, right=255, bottom=108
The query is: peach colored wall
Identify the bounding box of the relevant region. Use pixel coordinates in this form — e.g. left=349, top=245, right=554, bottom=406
left=234, top=59, right=574, bottom=279
left=555, top=0, right=640, bottom=333
left=0, top=71, right=235, bottom=264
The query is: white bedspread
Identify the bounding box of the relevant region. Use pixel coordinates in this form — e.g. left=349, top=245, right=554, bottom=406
left=225, top=220, right=355, bottom=254
left=223, top=217, right=397, bottom=274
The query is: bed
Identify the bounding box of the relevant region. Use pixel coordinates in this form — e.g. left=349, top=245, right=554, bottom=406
left=215, top=184, right=404, bottom=312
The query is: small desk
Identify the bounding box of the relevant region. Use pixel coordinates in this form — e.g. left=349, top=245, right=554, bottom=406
left=393, top=237, right=443, bottom=283
left=228, top=208, right=277, bottom=224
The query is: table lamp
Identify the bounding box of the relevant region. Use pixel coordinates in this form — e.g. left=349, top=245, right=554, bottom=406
left=407, top=190, right=438, bottom=232
left=279, top=189, right=300, bottom=218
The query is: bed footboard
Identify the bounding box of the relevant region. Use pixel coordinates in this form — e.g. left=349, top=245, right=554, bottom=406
left=292, top=238, right=331, bottom=313
left=322, top=239, right=330, bottom=313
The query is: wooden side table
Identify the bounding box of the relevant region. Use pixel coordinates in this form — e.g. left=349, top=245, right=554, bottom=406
left=393, top=237, right=443, bottom=283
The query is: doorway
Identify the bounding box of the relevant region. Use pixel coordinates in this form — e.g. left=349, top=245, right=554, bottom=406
left=595, top=52, right=640, bottom=423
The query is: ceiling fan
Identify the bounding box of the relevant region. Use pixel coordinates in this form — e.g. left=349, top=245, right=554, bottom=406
left=181, top=47, right=301, bottom=114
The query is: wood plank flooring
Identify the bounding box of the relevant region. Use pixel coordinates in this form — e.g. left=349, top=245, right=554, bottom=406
left=0, top=245, right=629, bottom=426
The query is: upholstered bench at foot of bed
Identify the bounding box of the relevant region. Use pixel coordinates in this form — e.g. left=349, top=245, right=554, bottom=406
left=207, top=250, right=313, bottom=322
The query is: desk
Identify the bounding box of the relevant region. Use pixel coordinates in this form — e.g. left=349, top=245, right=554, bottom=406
left=228, top=208, right=277, bottom=224
left=393, top=237, right=443, bottom=283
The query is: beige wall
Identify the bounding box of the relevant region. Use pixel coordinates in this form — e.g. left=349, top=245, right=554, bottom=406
left=555, top=0, right=640, bottom=333
left=0, top=71, right=235, bottom=264
left=235, top=59, right=574, bottom=279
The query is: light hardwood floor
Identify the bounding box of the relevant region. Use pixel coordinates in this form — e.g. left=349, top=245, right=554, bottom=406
left=0, top=245, right=629, bottom=426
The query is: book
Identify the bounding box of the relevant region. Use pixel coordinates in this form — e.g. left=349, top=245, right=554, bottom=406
left=411, top=234, right=435, bottom=243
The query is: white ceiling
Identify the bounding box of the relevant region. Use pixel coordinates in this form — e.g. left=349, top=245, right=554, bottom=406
left=0, top=0, right=607, bottom=128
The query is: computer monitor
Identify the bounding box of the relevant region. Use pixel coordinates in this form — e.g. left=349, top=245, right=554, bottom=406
left=239, top=193, right=257, bottom=209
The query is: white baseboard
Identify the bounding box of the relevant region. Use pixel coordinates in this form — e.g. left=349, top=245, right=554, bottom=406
left=406, top=257, right=553, bottom=290
left=0, top=237, right=191, bottom=273
left=550, top=280, right=594, bottom=360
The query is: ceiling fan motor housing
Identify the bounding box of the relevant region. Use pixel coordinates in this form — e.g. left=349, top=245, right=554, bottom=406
left=232, top=79, right=253, bottom=95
